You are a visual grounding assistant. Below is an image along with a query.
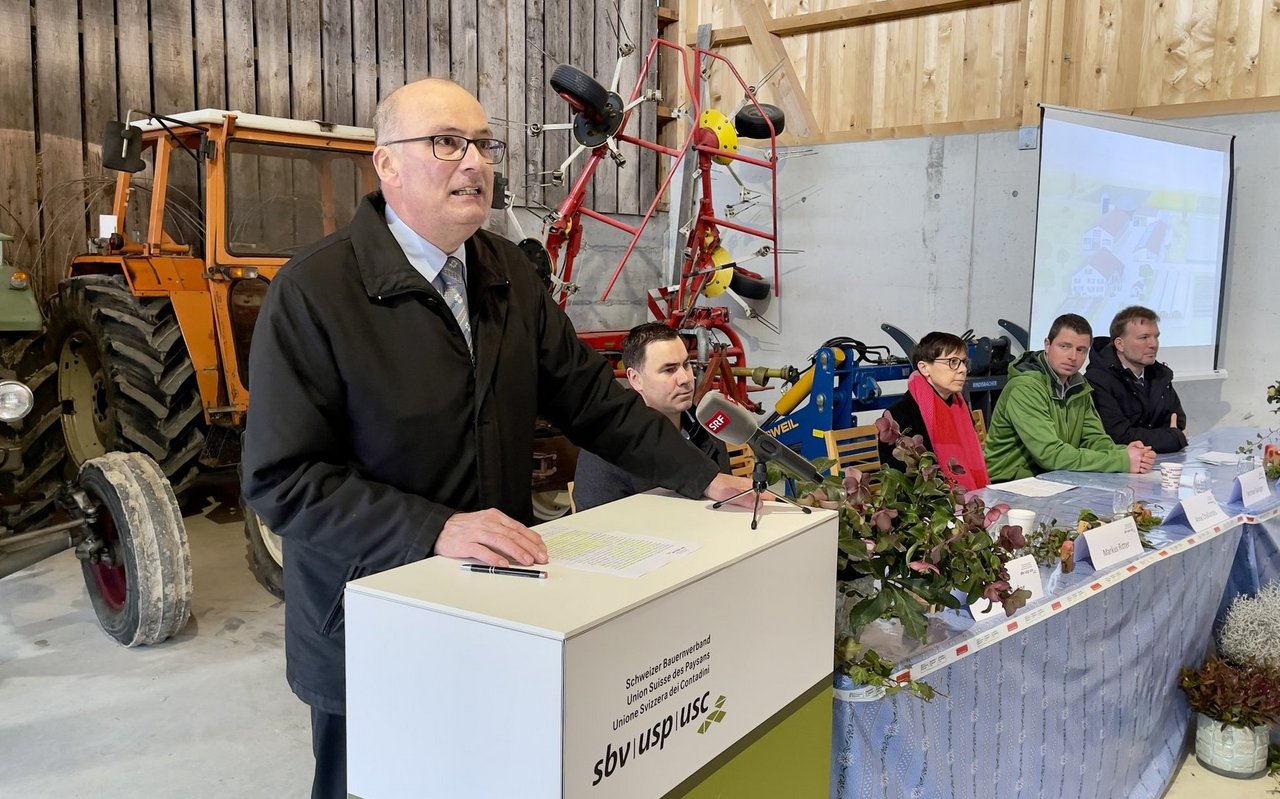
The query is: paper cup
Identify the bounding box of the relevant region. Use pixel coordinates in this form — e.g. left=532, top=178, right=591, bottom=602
left=1007, top=508, right=1037, bottom=533
left=1159, top=463, right=1183, bottom=491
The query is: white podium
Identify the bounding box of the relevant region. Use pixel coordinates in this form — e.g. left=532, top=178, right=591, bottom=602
left=345, top=492, right=836, bottom=799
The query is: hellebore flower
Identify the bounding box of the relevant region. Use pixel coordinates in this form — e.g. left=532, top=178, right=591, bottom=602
left=908, top=560, right=940, bottom=574
left=874, top=410, right=902, bottom=444
left=982, top=579, right=1011, bottom=605
left=984, top=503, right=1010, bottom=529
left=892, top=434, right=926, bottom=464
left=997, top=524, right=1026, bottom=551
left=843, top=467, right=872, bottom=505
left=870, top=507, right=899, bottom=532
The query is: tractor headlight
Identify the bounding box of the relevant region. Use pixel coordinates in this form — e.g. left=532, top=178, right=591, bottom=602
left=0, top=380, right=35, bottom=422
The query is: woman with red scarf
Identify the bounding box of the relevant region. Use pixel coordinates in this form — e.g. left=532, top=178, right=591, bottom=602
left=878, top=331, right=990, bottom=491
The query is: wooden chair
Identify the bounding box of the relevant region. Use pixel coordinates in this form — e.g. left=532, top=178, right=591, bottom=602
left=727, top=444, right=756, bottom=478
left=822, top=425, right=881, bottom=482
left=970, top=409, right=987, bottom=444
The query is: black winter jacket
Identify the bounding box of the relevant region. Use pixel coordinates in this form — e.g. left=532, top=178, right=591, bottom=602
left=241, top=193, right=719, bottom=714
left=1084, top=336, right=1187, bottom=453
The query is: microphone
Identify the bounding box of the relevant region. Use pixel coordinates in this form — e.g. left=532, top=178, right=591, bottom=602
left=695, top=392, right=825, bottom=484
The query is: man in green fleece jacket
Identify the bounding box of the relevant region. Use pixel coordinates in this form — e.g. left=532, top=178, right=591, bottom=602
left=983, top=313, right=1156, bottom=481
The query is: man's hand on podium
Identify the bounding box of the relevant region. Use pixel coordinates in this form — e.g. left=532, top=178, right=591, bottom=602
left=433, top=508, right=549, bottom=567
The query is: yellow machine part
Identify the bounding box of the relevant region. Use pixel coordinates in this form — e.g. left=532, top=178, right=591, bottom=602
left=701, top=246, right=736, bottom=298
left=699, top=108, right=738, bottom=165
left=775, top=348, right=846, bottom=416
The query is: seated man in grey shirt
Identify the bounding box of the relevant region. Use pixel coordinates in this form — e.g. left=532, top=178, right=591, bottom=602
left=573, top=323, right=731, bottom=511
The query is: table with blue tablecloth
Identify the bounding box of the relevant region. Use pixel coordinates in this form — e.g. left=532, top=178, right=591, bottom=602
left=1041, top=427, right=1280, bottom=604
left=830, top=429, right=1280, bottom=799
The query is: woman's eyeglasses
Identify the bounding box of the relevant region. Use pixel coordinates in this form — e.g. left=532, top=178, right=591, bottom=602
left=933, top=357, right=970, bottom=371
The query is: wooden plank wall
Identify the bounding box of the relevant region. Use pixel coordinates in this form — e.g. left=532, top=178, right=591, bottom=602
left=0, top=0, right=661, bottom=298
left=680, top=0, right=1280, bottom=145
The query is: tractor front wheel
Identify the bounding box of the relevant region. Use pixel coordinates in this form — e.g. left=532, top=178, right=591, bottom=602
left=77, top=451, right=192, bottom=646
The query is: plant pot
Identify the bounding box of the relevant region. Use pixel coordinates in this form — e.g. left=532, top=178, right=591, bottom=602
left=1194, top=712, right=1270, bottom=779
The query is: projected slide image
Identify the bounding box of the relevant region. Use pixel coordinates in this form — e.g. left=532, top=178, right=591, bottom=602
left=1029, top=111, right=1231, bottom=374
left=1034, top=179, right=1221, bottom=347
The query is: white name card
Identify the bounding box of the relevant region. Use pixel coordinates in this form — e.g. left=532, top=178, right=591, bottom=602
left=1230, top=467, right=1274, bottom=508
left=1164, top=491, right=1232, bottom=533
left=1073, top=516, right=1142, bottom=570
left=969, top=554, right=1044, bottom=619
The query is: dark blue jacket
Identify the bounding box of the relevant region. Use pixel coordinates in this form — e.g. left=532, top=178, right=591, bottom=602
left=1085, top=336, right=1187, bottom=453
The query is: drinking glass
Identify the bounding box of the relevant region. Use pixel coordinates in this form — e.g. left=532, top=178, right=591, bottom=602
left=1192, top=471, right=1211, bottom=494
left=1111, top=486, right=1134, bottom=519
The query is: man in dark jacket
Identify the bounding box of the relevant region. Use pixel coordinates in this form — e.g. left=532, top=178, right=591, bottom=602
left=240, top=78, right=752, bottom=799
left=1085, top=305, right=1188, bottom=453
left=573, top=323, right=731, bottom=511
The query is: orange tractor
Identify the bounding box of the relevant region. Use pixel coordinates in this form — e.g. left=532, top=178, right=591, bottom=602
left=52, top=110, right=379, bottom=598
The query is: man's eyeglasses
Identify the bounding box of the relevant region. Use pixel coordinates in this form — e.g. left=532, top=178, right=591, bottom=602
left=380, top=134, right=508, bottom=164
left=933, top=357, right=970, bottom=371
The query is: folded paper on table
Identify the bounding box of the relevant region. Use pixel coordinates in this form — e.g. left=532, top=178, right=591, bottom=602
left=1230, top=467, right=1274, bottom=508
left=1074, top=516, right=1143, bottom=570
left=1163, top=491, right=1232, bottom=533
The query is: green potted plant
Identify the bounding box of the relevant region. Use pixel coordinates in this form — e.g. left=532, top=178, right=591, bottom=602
left=1179, top=656, right=1280, bottom=778
left=1179, top=583, right=1280, bottom=779
left=798, top=411, right=1031, bottom=698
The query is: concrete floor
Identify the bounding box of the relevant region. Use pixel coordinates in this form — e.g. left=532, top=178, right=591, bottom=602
left=1, top=491, right=1275, bottom=798
left=0, top=491, right=312, bottom=797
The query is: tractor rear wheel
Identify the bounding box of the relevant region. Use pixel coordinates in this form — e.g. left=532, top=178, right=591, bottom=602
left=77, top=451, right=192, bottom=646
left=0, top=331, right=68, bottom=527
left=531, top=490, right=573, bottom=521
left=243, top=502, right=285, bottom=600
left=50, top=275, right=206, bottom=497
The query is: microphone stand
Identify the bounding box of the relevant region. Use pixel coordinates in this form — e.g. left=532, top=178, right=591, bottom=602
left=712, top=460, right=812, bottom=530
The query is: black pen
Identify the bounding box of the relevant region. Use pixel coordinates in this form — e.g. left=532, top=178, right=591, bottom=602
left=459, top=564, right=548, bottom=579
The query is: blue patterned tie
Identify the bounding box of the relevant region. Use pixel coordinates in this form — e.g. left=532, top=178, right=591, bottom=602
left=437, top=256, right=472, bottom=352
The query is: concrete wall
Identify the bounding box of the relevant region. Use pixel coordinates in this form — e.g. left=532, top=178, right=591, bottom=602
left=685, top=112, right=1279, bottom=430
